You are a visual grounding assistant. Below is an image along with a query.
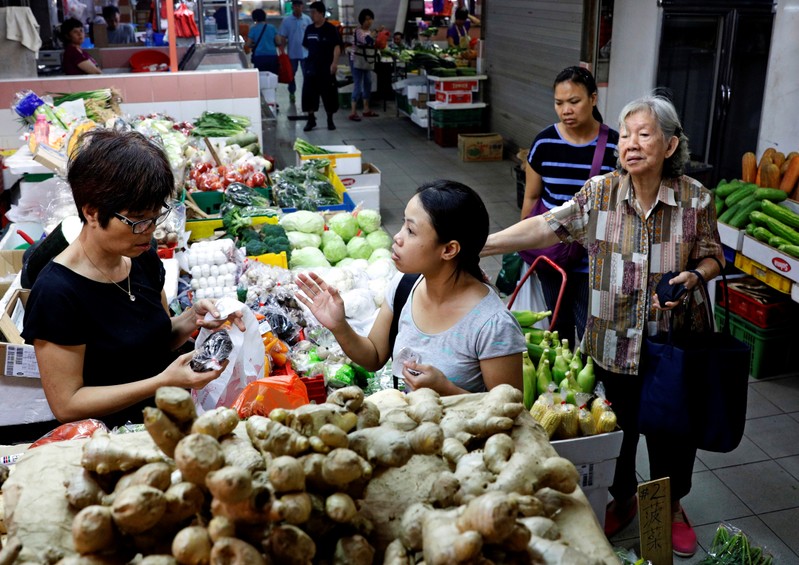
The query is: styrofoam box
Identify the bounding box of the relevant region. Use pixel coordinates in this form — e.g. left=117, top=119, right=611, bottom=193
left=347, top=186, right=380, bottom=211
left=741, top=234, right=799, bottom=283
left=0, top=222, right=44, bottom=251
left=337, top=163, right=381, bottom=190
left=297, top=145, right=362, bottom=175
left=717, top=221, right=744, bottom=251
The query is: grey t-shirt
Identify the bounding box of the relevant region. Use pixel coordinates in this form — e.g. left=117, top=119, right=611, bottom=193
left=385, top=273, right=526, bottom=393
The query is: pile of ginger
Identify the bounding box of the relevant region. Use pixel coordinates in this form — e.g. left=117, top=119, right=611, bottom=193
left=1, top=384, right=617, bottom=564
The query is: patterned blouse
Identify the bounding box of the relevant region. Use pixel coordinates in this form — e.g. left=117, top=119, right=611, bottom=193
left=544, top=170, right=723, bottom=375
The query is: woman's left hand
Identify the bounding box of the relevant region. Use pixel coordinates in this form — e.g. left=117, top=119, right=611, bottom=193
left=652, top=270, right=701, bottom=311
left=192, top=299, right=246, bottom=331
left=402, top=362, right=447, bottom=392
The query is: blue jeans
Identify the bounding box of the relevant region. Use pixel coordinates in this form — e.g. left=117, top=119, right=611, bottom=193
left=289, top=58, right=304, bottom=94
left=351, top=66, right=372, bottom=103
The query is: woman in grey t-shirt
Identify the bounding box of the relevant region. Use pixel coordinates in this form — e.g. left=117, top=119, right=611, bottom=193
left=296, top=180, right=525, bottom=394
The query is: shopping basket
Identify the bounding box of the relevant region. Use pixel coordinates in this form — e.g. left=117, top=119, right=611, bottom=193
left=506, top=255, right=567, bottom=330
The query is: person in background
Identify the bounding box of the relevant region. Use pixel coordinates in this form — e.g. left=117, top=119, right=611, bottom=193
left=482, top=95, right=723, bottom=558
left=519, top=66, right=619, bottom=341
left=101, top=5, right=136, bottom=44
left=247, top=8, right=279, bottom=75
left=302, top=1, right=341, bottom=132
left=389, top=30, right=407, bottom=51
left=22, top=129, right=244, bottom=429
left=296, top=180, right=525, bottom=396
left=446, top=7, right=478, bottom=48
left=61, top=18, right=102, bottom=75
left=348, top=8, right=379, bottom=122
left=278, top=0, right=312, bottom=104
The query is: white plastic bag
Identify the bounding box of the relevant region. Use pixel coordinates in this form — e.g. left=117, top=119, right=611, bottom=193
left=191, top=297, right=265, bottom=414
left=510, top=270, right=549, bottom=330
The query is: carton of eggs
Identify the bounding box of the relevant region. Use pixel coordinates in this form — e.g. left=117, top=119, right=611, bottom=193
left=186, top=239, right=239, bottom=300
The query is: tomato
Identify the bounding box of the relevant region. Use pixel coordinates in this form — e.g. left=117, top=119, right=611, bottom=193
left=195, top=162, right=212, bottom=174
left=216, top=165, right=227, bottom=177
left=249, top=172, right=266, bottom=187
left=200, top=174, right=220, bottom=191
left=225, top=170, right=243, bottom=184
left=238, top=162, right=254, bottom=175
left=210, top=181, right=223, bottom=191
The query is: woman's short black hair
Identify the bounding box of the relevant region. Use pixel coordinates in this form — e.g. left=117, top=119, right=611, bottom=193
left=68, top=129, right=174, bottom=227
left=60, top=18, right=84, bottom=43
left=455, top=8, right=469, bottom=21
left=358, top=9, right=374, bottom=24
left=251, top=8, right=266, bottom=22
left=415, top=180, right=489, bottom=283
left=554, top=66, right=603, bottom=123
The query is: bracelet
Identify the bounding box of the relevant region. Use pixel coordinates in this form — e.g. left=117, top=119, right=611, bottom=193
left=688, top=268, right=705, bottom=286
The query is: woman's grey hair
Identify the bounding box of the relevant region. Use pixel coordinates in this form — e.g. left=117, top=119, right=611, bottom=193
left=618, top=94, right=690, bottom=178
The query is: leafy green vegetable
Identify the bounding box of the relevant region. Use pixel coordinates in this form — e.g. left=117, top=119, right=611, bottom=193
left=192, top=112, right=250, bottom=137
left=365, top=229, right=393, bottom=251
left=346, top=237, right=373, bottom=260
left=369, top=248, right=392, bottom=263
left=289, top=247, right=331, bottom=269
left=224, top=183, right=272, bottom=208
left=222, top=208, right=253, bottom=239
left=294, top=138, right=335, bottom=155
left=322, top=237, right=348, bottom=263
left=287, top=231, right=322, bottom=249
left=328, top=213, right=359, bottom=242
left=245, top=239, right=269, bottom=256
left=357, top=209, right=382, bottom=233
left=279, top=210, right=325, bottom=234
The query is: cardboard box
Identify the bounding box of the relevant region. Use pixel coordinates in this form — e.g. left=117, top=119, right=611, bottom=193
left=296, top=145, right=362, bottom=175
left=435, top=90, right=473, bottom=104
left=0, top=342, right=50, bottom=427
left=337, top=163, right=381, bottom=190
left=0, top=250, right=24, bottom=299
left=741, top=234, right=799, bottom=283
left=347, top=186, right=380, bottom=210
left=0, top=289, right=29, bottom=344
left=434, top=79, right=479, bottom=92
left=458, top=133, right=504, bottom=162
left=718, top=221, right=744, bottom=251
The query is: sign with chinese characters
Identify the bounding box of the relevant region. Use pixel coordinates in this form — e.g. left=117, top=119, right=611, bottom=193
left=638, top=478, right=672, bottom=565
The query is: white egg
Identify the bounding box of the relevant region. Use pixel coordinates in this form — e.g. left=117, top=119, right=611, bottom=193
left=207, top=276, right=218, bottom=287
left=224, top=273, right=234, bottom=285
left=200, top=264, right=210, bottom=277
left=190, top=279, right=200, bottom=290
left=198, top=277, right=208, bottom=289
left=195, top=288, right=206, bottom=299
left=213, top=250, right=226, bottom=265
left=190, top=266, right=202, bottom=279
left=213, top=286, right=223, bottom=297
left=187, top=254, right=196, bottom=268
left=210, top=265, right=220, bottom=277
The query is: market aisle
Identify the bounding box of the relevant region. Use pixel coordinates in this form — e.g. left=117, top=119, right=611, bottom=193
left=265, top=80, right=799, bottom=563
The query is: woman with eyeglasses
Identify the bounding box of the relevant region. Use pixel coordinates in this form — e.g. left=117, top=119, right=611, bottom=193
left=21, top=130, right=243, bottom=430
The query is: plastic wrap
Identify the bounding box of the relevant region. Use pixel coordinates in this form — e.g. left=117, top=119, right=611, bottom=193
left=190, top=329, right=234, bottom=372
left=231, top=373, right=309, bottom=419
left=700, top=522, right=774, bottom=564
left=29, top=419, right=108, bottom=449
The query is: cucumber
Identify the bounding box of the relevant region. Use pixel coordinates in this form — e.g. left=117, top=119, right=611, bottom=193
left=749, top=211, right=799, bottom=245
left=778, top=244, right=799, bottom=258
left=761, top=199, right=799, bottom=230
left=752, top=226, right=776, bottom=244
left=715, top=196, right=724, bottom=217
left=242, top=142, right=261, bottom=156
left=769, top=236, right=791, bottom=248
left=746, top=223, right=757, bottom=236
left=226, top=132, right=258, bottom=147
left=715, top=180, right=742, bottom=198
left=718, top=201, right=741, bottom=224
left=725, top=184, right=756, bottom=207
left=752, top=188, right=788, bottom=202
left=729, top=198, right=762, bottom=228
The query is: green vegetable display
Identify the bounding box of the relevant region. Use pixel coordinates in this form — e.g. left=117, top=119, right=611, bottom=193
left=191, top=112, right=250, bottom=137
left=289, top=247, right=331, bottom=269
left=368, top=248, right=392, bottom=263
left=294, top=138, right=335, bottom=155
left=287, top=231, right=322, bottom=249
left=346, top=237, right=373, bottom=260
left=328, top=213, right=359, bottom=242
left=322, top=237, right=348, bottom=264
left=365, top=229, right=393, bottom=251
left=698, top=522, right=773, bottom=564
left=356, top=209, right=382, bottom=233
left=279, top=211, right=325, bottom=235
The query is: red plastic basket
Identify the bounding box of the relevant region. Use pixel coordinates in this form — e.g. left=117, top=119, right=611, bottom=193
left=129, top=50, right=170, bottom=72
left=717, top=278, right=795, bottom=329
left=300, top=375, right=327, bottom=404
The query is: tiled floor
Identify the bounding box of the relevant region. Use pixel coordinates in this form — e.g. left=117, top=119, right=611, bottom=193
left=267, top=81, right=799, bottom=563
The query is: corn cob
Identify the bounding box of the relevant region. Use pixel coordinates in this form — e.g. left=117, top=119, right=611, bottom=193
left=596, top=409, right=618, bottom=434
left=591, top=397, right=611, bottom=423
left=578, top=406, right=595, bottom=436
left=534, top=406, right=561, bottom=438
left=557, top=403, right=579, bottom=439
left=530, top=396, right=548, bottom=422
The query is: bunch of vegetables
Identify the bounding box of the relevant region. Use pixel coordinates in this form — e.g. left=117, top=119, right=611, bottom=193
left=133, top=115, right=191, bottom=180
left=272, top=161, right=340, bottom=211
left=188, top=159, right=268, bottom=192
left=53, top=88, right=122, bottom=123
left=32, top=383, right=616, bottom=564
left=191, top=112, right=251, bottom=137
left=698, top=522, right=774, bottom=564
left=746, top=201, right=799, bottom=258
left=220, top=182, right=278, bottom=218
left=741, top=147, right=799, bottom=200
left=293, top=138, right=335, bottom=155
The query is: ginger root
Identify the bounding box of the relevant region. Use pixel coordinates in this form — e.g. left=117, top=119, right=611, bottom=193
left=246, top=416, right=310, bottom=457
left=72, top=505, right=116, bottom=555
left=271, top=492, right=312, bottom=524
left=144, top=407, right=185, bottom=458
left=64, top=468, right=104, bottom=510
left=536, top=456, right=579, bottom=494
left=324, top=492, right=357, bottom=523
left=155, top=386, right=196, bottom=426
left=111, top=485, right=167, bottom=535
left=326, top=386, right=365, bottom=412
left=285, top=404, right=358, bottom=437
left=321, top=448, right=372, bottom=487
left=266, top=524, right=315, bottom=565
left=383, top=539, right=412, bottom=565
left=0, top=537, right=22, bottom=565
left=191, top=407, right=239, bottom=439
left=333, top=534, right=374, bottom=565
left=174, top=433, right=225, bottom=486
left=483, top=433, right=514, bottom=475
left=355, top=401, right=380, bottom=430
left=268, top=455, right=305, bottom=493
left=219, top=433, right=266, bottom=473
left=210, top=537, right=266, bottom=565
left=158, top=482, right=205, bottom=531
left=171, top=526, right=211, bottom=565
left=207, top=516, right=235, bottom=542
left=81, top=429, right=162, bottom=474
left=455, top=491, right=520, bottom=544
left=103, top=461, right=172, bottom=505
left=421, top=507, right=483, bottom=565
left=206, top=466, right=253, bottom=503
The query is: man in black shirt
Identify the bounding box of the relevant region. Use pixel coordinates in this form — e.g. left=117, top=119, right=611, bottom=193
left=302, top=1, right=342, bottom=131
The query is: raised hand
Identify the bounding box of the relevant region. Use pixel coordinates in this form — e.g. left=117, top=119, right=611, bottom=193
left=295, top=272, right=347, bottom=331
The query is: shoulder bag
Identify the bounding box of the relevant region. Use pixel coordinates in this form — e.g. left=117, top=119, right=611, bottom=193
left=638, top=257, right=751, bottom=453
left=389, top=273, right=421, bottom=389
left=251, top=24, right=270, bottom=71
left=518, top=123, right=609, bottom=269
left=277, top=46, right=294, bottom=84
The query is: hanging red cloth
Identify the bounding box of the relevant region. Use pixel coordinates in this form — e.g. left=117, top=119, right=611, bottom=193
left=174, top=2, right=199, bottom=38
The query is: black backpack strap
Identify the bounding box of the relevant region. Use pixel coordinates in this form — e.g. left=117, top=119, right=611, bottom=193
left=389, top=273, right=420, bottom=389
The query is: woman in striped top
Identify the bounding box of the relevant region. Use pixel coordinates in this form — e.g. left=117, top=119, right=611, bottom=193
left=520, top=67, right=619, bottom=340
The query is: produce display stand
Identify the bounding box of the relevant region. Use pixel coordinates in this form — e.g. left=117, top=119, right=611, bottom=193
left=424, top=75, right=488, bottom=142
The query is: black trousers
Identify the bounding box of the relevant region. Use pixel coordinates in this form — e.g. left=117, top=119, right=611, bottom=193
left=596, top=358, right=698, bottom=504
left=538, top=268, right=588, bottom=343
left=302, top=72, right=339, bottom=115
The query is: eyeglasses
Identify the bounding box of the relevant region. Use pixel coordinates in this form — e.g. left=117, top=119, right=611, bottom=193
left=114, top=206, right=172, bottom=234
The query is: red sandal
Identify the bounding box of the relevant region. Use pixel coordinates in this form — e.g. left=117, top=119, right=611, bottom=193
left=362, top=110, right=378, bottom=117
left=348, top=113, right=362, bottom=122
left=672, top=507, right=697, bottom=557
left=604, top=496, right=638, bottom=538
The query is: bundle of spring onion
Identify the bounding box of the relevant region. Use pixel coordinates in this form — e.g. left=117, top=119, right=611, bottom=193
left=698, top=523, right=773, bottom=564
left=191, top=112, right=251, bottom=137
left=294, top=138, right=335, bottom=155
left=53, top=89, right=122, bottom=123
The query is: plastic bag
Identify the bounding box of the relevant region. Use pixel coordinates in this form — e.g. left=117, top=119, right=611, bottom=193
left=495, top=252, right=522, bottom=295
left=510, top=270, right=550, bottom=330
left=699, top=522, right=774, bottom=564
left=232, top=373, right=309, bottom=418
left=192, top=297, right=265, bottom=414
left=29, top=419, right=108, bottom=449
left=190, top=329, right=234, bottom=371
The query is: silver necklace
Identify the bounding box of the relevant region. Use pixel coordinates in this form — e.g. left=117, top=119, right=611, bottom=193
left=79, top=241, right=136, bottom=302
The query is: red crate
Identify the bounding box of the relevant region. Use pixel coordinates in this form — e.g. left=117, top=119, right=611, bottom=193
left=300, top=374, right=327, bottom=404
left=435, top=79, right=479, bottom=92
left=717, top=278, right=795, bottom=329
left=435, top=90, right=473, bottom=104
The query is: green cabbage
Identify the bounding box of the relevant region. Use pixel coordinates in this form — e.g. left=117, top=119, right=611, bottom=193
left=289, top=247, right=331, bottom=269
left=357, top=209, right=382, bottom=234
left=321, top=230, right=344, bottom=247
left=336, top=257, right=355, bottom=267
left=346, top=236, right=373, bottom=260
left=280, top=210, right=324, bottom=234
left=368, top=248, right=393, bottom=263
left=287, top=231, right=322, bottom=249
left=323, top=237, right=348, bottom=263
left=328, top=212, right=359, bottom=242
left=365, top=229, right=393, bottom=251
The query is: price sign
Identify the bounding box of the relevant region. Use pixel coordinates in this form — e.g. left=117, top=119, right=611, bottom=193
left=638, top=478, right=672, bottom=565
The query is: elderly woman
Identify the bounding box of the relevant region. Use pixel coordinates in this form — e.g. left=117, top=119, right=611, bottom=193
left=483, top=95, right=723, bottom=558
left=60, top=17, right=101, bottom=75
left=22, top=130, right=242, bottom=429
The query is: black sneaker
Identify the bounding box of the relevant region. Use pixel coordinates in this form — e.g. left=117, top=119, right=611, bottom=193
left=327, top=119, right=336, bottom=131
left=303, top=118, right=316, bottom=132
